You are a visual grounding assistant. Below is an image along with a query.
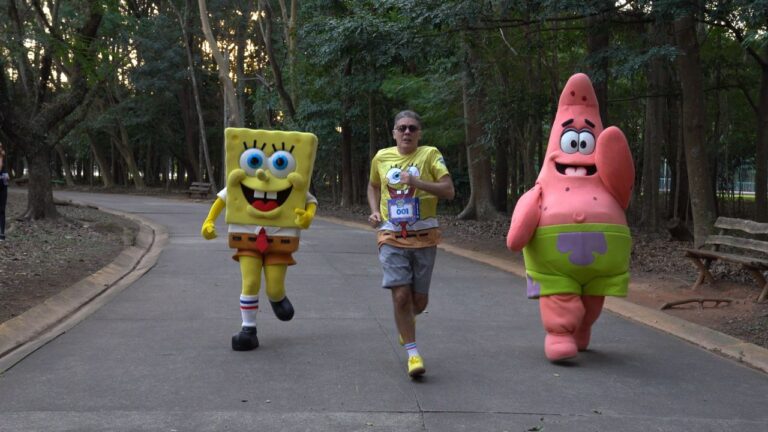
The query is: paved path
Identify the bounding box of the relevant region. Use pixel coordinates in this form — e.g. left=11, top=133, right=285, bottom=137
left=1, top=191, right=767, bottom=431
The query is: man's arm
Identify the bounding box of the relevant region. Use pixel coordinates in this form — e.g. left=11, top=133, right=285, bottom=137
left=367, top=181, right=382, bottom=227
left=400, top=172, right=455, bottom=200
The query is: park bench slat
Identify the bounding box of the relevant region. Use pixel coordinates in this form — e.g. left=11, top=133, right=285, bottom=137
left=685, top=216, right=768, bottom=303
left=187, top=182, right=212, bottom=198
left=684, top=248, right=768, bottom=268
left=714, top=217, right=768, bottom=235
left=704, top=235, right=768, bottom=255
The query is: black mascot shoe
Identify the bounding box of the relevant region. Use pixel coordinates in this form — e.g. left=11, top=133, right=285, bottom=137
left=231, top=326, right=259, bottom=351
left=270, top=297, right=295, bottom=321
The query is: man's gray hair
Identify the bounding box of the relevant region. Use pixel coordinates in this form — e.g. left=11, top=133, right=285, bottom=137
left=394, top=110, right=422, bottom=128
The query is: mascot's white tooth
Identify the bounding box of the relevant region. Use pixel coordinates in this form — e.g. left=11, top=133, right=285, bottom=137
left=254, top=190, right=265, bottom=199
left=266, top=191, right=277, bottom=200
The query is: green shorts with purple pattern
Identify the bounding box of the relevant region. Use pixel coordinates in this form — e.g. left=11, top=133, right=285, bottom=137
left=522, top=223, right=631, bottom=299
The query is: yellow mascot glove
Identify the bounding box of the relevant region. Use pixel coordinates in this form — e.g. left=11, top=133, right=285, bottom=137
left=294, top=202, right=317, bottom=229
left=201, top=221, right=217, bottom=240
left=201, top=198, right=225, bottom=240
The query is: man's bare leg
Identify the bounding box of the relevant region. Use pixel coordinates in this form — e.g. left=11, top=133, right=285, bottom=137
left=391, top=285, right=415, bottom=343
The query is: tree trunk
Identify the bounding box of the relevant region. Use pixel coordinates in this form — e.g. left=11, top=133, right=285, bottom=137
left=586, top=3, right=611, bottom=123
left=457, top=34, right=498, bottom=220
left=258, top=0, right=296, bottom=119
left=115, top=120, right=145, bottom=189
left=54, top=144, right=76, bottom=186
left=674, top=14, right=717, bottom=246
left=175, top=0, right=216, bottom=190
left=235, top=9, right=249, bottom=125
left=339, top=59, right=354, bottom=207
left=24, top=147, right=58, bottom=219
left=754, top=58, right=768, bottom=221
left=0, top=3, right=102, bottom=220
left=524, top=18, right=544, bottom=182
left=87, top=132, right=113, bottom=187
left=640, top=20, right=669, bottom=230
left=278, top=0, right=298, bottom=104
left=368, top=93, right=377, bottom=162
left=180, top=84, right=202, bottom=181
left=494, top=135, right=509, bottom=213
left=198, top=0, right=242, bottom=127
left=495, top=70, right=511, bottom=212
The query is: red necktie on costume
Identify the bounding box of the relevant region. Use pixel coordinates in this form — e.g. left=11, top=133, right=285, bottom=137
left=256, top=227, right=269, bottom=253
left=399, top=222, right=408, bottom=239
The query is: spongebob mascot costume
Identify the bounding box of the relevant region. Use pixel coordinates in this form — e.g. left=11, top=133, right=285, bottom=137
left=201, top=128, right=318, bottom=351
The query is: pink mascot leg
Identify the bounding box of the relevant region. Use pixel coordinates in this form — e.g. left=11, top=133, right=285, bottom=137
left=540, top=294, right=584, bottom=361
left=575, top=295, right=605, bottom=351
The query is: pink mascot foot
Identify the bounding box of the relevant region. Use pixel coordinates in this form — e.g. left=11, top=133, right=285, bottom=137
left=540, top=294, right=584, bottom=361
left=545, top=334, right=578, bottom=361
left=574, top=327, right=592, bottom=352
left=575, top=296, right=605, bottom=351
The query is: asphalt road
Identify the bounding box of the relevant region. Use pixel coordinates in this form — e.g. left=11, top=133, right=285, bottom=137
left=0, top=191, right=767, bottom=431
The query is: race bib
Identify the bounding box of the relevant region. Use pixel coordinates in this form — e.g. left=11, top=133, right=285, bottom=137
left=388, top=197, right=420, bottom=224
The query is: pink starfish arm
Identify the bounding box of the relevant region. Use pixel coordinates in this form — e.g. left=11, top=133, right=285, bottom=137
left=596, top=126, right=635, bottom=209
left=506, top=183, right=542, bottom=251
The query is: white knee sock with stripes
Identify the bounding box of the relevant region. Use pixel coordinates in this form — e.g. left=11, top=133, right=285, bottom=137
left=240, top=295, right=259, bottom=327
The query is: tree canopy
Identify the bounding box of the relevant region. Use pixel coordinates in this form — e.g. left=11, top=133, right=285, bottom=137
left=2, top=0, right=768, bottom=245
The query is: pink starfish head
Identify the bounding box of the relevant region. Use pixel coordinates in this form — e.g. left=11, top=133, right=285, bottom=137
left=539, top=73, right=604, bottom=181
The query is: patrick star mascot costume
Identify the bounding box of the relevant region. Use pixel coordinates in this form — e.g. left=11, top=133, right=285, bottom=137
left=506, top=73, right=634, bottom=362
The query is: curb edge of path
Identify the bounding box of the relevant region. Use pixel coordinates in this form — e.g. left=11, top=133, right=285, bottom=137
left=0, top=204, right=168, bottom=373
left=320, top=215, right=768, bottom=375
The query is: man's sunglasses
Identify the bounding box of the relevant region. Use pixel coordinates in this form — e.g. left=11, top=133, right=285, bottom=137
left=395, top=124, right=420, bottom=133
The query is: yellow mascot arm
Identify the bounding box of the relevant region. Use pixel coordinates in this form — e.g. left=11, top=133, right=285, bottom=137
left=201, top=197, right=226, bottom=240
left=294, top=202, right=317, bottom=229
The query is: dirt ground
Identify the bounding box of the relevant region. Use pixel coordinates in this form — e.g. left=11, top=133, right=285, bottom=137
left=0, top=190, right=137, bottom=323
left=1, top=189, right=766, bottom=350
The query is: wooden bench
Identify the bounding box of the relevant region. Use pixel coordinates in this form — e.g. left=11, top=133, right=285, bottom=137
left=684, top=217, right=768, bottom=303
left=187, top=182, right=212, bottom=199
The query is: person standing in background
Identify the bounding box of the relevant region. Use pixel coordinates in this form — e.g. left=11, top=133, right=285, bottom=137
left=0, top=143, right=8, bottom=241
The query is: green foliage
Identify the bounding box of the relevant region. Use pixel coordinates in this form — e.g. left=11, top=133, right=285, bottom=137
left=3, top=0, right=768, bottom=222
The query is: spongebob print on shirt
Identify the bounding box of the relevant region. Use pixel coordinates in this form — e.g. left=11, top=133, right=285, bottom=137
left=369, top=145, right=450, bottom=233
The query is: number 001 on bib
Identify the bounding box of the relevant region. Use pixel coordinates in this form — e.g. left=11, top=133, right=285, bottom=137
left=388, top=197, right=420, bottom=224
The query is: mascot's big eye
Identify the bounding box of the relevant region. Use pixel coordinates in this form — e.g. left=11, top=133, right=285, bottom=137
left=268, top=151, right=296, bottom=178
left=385, top=167, right=403, bottom=184
left=407, top=166, right=420, bottom=177
left=240, top=149, right=266, bottom=176
left=578, top=131, right=596, bottom=155
left=560, top=130, right=579, bottom=154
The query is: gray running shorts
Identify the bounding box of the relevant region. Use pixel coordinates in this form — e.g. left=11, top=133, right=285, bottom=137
left=378, top=244, right=437, bottom=294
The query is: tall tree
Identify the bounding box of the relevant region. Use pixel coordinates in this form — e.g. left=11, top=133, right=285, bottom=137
left=0, top=0, right=104, bottom=219
left=674, top=11, right=717, bottom=245
left=708, top=3, right=768, bottom=220
left=197, top=0, right=242, bottom=127
left=457, top=32, right=497, bottom=220
left=170, top=0, right=217, bottom=190
left=257, top=0, right=296, bottom=119
left=640, top=18, right=673, bottom=230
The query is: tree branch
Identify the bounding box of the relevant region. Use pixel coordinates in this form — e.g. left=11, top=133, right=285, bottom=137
left=257, top=0, right=296, bottom=118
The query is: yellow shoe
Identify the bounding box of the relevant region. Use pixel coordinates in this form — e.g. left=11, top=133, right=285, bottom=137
left=407, top=355, right=425, bottom=378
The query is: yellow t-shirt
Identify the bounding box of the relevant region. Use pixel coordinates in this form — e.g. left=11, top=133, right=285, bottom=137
left=369, top=146, right=450, bottom=225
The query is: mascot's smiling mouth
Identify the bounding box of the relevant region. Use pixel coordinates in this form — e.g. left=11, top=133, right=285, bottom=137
left=555, top=162, right=597, bottom=177
left=241, top=184, right=293, bottom=211
left=387, top=185, right=415, bottom=198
